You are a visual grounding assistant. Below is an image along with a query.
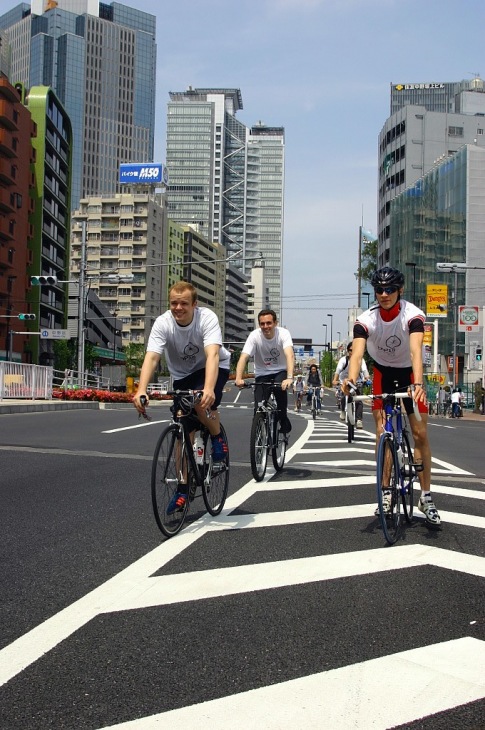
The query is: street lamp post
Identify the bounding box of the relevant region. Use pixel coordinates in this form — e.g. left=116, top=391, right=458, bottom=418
left=436, top=262, right=467, bottom=388
left=327, top=313, right=333, bottom=367
left=110, top=309, right=118, bottom=365
left=405, top=262, right=417, bottom=303
left=322, top=323, right=328, bottom=384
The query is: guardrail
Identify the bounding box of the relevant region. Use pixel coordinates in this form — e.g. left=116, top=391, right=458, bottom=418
left=0, top=362, right=53, bottom=400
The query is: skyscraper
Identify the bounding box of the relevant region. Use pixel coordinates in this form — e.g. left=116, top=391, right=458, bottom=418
left=166, top=88, right=285, bottom=313
left=0, top=0, right=156, bottom=210
left=378, top=77, right=485, bottom=266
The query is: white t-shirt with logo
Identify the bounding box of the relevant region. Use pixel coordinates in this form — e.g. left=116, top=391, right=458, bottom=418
left=146, top=307, right=231, bottom=379
left=356, top=300, right=425, bottom=368
left=335, top=355, right=369, bottom=383
left=242, top=327, right=293, bottom=377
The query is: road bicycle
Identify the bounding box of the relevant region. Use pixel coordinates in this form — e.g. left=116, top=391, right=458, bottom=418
left=245, top=381, right=288, bottom=481
left=345, top=393, right=355, bottom=443
left=147, top=390, right=229, bottom=538
left=294, top=389, right=303, bottom=412
left=353, top=387, right=423, bottom=545
left=308, top=386, right=321, bottom=420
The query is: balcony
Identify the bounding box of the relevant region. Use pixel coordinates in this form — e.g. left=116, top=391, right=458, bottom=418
left=0, top=158, right=15, bottom=185
left=0, top=216, right=14, bottom=242
left=0, top=187, right=14, bottom=213
left=0, top=128, right=15, bottom=157
left=0, top=101, right=19, bottom=131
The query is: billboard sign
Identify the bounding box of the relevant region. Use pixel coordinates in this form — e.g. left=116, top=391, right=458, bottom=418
left=458, top=305, right=479, bottom=332
left=426, top=284, right=448, bottom=318
left=119, top=163, right=169, bottom=185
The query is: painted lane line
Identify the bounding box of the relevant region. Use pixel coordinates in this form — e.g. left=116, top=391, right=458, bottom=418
left=108, top=544, right=485, bottom=610
left=102, top=420, right=169, bottom=433
left=98, top=637, right=485, bottom=730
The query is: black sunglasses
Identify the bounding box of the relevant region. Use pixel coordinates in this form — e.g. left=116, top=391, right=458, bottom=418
left=375, top=286, right=398, bottom=295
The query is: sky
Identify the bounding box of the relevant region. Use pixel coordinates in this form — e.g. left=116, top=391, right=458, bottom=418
left=123, top=0, right=484, bottom=348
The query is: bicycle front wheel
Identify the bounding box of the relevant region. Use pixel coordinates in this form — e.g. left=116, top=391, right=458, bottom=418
left=151, top=424, right=189, bottom=538
left=271, top=416, right=286, bottom=471
left=401, top=431, right=414, bottom=523
left=202, top=424, right=229, bottom=515
left=250, top=412, right=268, bottom=481
left=346, top=399, right=355, bottom=443
left=376, top=435, right=401, bottom=544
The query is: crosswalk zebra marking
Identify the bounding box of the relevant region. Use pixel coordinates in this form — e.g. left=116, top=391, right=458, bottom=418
left=99, top=637, right=485, bottom=730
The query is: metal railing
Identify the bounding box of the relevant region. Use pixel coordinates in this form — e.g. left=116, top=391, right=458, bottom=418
left=0, top=362, right=53, bottom=400
left=52, top=369, right=112, bottom=391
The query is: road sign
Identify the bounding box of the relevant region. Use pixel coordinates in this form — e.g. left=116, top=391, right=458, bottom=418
left=458, top=305, right=479, bottom=332
left=40, top=329, right=70, bottom=339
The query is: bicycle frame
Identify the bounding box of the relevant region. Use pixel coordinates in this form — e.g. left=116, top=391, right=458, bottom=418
left=353, top=388, right=421, bottom=544
left=151, top=389, right=230, bottom=538
left=255, top=385, right=279, bottom=448
left=248, top=381, right=287, bottom=481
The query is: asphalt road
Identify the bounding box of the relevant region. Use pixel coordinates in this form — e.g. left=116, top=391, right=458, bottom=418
left=0, top=389, right=484, bottom=729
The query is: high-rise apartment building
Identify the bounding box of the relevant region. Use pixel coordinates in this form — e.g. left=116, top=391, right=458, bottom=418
left=246, top=123, right=284, bottom=313
left=0, top=75, right=36, bottom=363
left=0, top=0, right=156, bottom=210
left=70, top=192, right=165, bottom=347
left=378, top=77, right=485, bottom=266
left=166, top=88, right=285, bottom=315
left=26, top=84, right=73, bottom=365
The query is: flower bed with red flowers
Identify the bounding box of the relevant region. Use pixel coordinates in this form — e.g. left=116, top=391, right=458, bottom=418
left=52, top=388, right=172, bottom=402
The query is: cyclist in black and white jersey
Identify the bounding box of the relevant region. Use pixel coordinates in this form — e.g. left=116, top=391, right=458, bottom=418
left=341, top=266, right=440, bottom=526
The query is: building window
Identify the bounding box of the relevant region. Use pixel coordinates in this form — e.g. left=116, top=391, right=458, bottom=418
left=448, top=126, right=463, bottom=137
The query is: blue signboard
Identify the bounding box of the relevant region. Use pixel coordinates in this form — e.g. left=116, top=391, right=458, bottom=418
left=119, top=163, right=169, bottom=185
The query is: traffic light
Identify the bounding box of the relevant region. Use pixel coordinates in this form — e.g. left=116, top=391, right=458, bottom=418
left=18, top=313, right=36, bottom=320
left=30, top=275, right=58, bottom=286
left=476, top=347, right=483, bottom=362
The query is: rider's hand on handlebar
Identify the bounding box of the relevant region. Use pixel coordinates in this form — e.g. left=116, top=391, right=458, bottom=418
left=234, top=377, right=246, bottom=388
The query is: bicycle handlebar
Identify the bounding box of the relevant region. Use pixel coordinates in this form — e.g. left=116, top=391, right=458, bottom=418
left=350, top=390, right=422, bottom=422
left=237, top=381, right=284, bottom=390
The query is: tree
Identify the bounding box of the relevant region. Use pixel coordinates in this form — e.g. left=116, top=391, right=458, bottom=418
left=124, top=343, right=145, bottom=378
left=53, top=339, right=77, bottom=371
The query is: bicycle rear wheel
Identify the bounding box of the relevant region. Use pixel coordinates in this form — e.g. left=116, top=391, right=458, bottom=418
left=271, top=416, right=286, bottom=471
left=400, top=431, right=414, bottom=523
left=376, top=435, right=401, bottom=544
left=250, top=412, right=268, bottom=481
left=202, top=424, right=229, bottom=515
left=151, top=424, right=189, bottom=538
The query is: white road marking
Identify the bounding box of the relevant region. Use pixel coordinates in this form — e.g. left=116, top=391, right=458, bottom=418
left=104, top=544, right=485, bottom=610
left=99, top=637, right=485, bottom=729
left=102, top=420, right=169, bottom=433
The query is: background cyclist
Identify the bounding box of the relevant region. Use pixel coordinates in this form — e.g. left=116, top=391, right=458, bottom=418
left=333, top=342, right=370, bottom=429
left=306, top=363, right=322, bottom=412
left=235, top=308, right=294, bottom=434
left=341, top=266, right=441, bottom=527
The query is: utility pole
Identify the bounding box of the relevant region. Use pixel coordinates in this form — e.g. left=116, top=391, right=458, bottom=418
left=77, top=221, right=87, bottom=386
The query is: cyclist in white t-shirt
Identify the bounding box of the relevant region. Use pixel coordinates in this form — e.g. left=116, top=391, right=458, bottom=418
left=235, top=309, right=295, bottom=434
left=333, top=342, right=370, bottom=428
left=134, top=282, right=231, bottom=514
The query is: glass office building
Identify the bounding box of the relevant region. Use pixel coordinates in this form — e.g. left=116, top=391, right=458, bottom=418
left=0, top=1, right=156, bottom=210
left=390, top=144, right=485, bottom=369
